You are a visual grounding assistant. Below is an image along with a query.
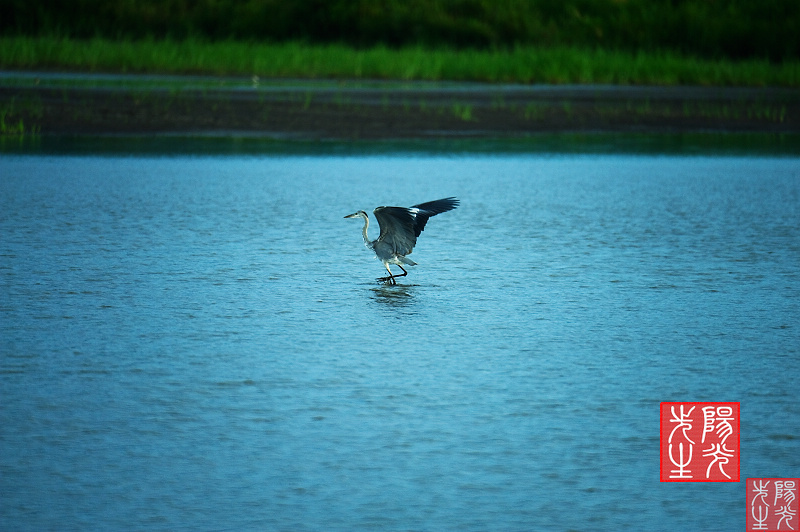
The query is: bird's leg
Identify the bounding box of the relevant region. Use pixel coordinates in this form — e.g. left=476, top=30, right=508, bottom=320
left=378, top=264, right=408, bottom=285
left=378, top=264, right=397, bottom=285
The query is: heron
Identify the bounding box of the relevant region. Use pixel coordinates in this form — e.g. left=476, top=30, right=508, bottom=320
left=344, top=197, right=459, bottom=285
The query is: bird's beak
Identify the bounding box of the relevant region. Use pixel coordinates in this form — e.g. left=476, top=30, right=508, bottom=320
left=344, top=213, right=358, bottom=219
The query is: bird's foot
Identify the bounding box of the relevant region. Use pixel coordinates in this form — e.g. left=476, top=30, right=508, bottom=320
left=377, top=276, right=396, bottom=285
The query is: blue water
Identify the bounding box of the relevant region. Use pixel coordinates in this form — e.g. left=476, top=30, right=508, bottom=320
left=1, top=152, right=799, bottom=531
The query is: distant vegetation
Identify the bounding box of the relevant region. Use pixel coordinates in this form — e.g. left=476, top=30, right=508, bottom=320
left=2, top=1, right=799, bottom=85
left=2, top=0, right=799, bottom=61
left=3, top=36, right=798, bottom=86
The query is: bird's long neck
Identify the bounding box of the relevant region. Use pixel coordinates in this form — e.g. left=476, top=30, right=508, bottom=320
left=360, top=213, right=372, bottom=246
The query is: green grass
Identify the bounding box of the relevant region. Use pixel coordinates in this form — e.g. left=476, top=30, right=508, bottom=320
left=0, top=96, right=42, bottom=137
left=2, top=36, right=799, bottom=86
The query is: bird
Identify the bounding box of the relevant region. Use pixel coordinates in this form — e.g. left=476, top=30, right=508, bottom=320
left=344, top=197, right=459, bottom=285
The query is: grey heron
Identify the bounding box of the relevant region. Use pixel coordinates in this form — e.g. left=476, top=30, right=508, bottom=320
left=344, top=197, right=459, bottom=284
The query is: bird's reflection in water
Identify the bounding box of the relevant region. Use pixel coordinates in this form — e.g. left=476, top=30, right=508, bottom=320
left=370, top=283, right=416, bottom=310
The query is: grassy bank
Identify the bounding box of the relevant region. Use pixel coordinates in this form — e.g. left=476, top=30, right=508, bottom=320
left=2, top=36, right=799, bottom=86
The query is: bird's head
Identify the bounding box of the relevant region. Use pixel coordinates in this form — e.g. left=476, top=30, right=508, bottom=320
left=344, top=210, right=367, bottom=220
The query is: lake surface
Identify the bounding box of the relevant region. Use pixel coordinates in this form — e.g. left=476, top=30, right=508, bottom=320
left=1, top=150, right=799, bottom=530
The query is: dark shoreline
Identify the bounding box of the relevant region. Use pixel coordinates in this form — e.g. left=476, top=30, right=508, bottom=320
left=2, top=74, right=800, bottom=139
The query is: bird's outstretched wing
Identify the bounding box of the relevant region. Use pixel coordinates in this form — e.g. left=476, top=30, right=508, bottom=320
left=409, top=197, right=460, bottom=237
left=374, top=197, right=459, bottom=256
